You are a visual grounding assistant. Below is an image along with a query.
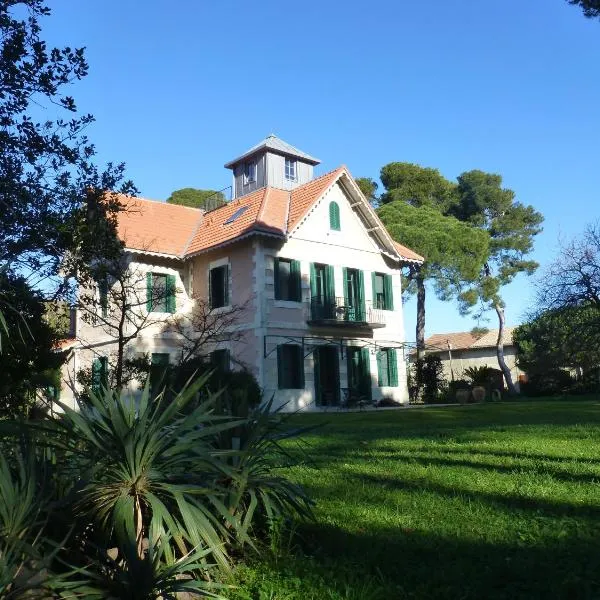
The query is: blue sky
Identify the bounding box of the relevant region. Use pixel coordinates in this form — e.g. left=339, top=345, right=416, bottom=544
left=43, top=1, right=600, bottom=339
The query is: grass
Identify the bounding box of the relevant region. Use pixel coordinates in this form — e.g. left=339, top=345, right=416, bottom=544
left=230, top=399, right=600, bottom=599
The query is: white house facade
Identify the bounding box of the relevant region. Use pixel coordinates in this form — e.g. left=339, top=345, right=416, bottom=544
left=58, top=136, right=423, bottom=412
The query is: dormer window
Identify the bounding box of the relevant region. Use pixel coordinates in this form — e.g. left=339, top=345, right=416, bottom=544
left=285, top=157, right=297, bottom=181
left=244, top=161, right=256, bottom=184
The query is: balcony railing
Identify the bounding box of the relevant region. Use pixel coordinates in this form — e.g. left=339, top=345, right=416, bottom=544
left=308, top=296, right=386, bottom=328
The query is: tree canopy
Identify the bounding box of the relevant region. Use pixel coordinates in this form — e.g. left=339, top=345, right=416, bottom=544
left=514, top=305, right=600, bottom=376
left=448, top=169, right=544, bottom=393
left=568, top=0, right=600, bottom=19
left=355, top=177, right=379, bottom=205
left=380, top=162, right=456, bottom=212
left=0, top=0, right=133, bottom=288
left=378, top=202, right=489, bottom=311
left=166, top=187, right=226, bottom=210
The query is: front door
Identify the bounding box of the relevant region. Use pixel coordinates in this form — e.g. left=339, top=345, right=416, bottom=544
left=314, top=346, right=340, bottom=406
left=346, top=347, right=372, bottom=403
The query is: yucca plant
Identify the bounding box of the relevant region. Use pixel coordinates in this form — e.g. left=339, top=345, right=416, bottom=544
left=463, top=366, right=497, bottom=387
left=0, top=372, right=314, bottom=597
left=218, top=398, right=315, bottom=550
left=0, top=447, right=72, bottom=599
left=53, top=374, right=244, bottom=574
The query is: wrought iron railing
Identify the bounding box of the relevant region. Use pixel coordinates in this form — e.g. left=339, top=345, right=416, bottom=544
left=309, top=296, right=385, bottom=326
left=203, top=186, right=232, bottom=213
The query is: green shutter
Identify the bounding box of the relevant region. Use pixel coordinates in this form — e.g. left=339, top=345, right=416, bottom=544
left=146, top=272, right=153, bottom=312
left=376, top=350, right=383, bottom=386
left=357, top=270, right=366, bottom=320
left=371, top=272, right=377, bottom=309
left=91, top=358, right=102, bottom=394
left=274, top=258, right=281, bottom=299
left=389, top=349, right=398, bottom=387
left=329, top=201, right=340, bottom=231
left=309, top=263, right=317, bottom=300
left=326, top=265, right=335, bottom=303
left=384, top=274, right=394, bottom=310
left=360, top=347, right=371, bottom=400
left=223, top=265, right=230, bottom=306
left=166, top=274, right=176, bottom=313
left=277, top=345, right=284, bottom=389
left=291, top=260, right=301, bottom=301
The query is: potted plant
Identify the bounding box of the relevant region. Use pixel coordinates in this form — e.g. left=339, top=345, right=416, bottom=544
left=463, top=366, right=497, bottom=402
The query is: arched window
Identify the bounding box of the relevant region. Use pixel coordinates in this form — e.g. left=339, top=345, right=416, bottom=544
left=329, top=201, right=340, bottom=231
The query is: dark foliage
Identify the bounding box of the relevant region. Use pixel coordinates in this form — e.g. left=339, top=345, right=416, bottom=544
left=568, top=0, right=600, bottom=19
left=0, top=0, right=134, bottom=285
left=520, top=369, right=574, bottom=397
left=414, top=355, right=446, bottom=403
left=0, top=272, right=63, bottom=417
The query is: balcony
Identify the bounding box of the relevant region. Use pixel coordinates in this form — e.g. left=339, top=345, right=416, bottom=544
left=308, top=297, right=386, bottom=328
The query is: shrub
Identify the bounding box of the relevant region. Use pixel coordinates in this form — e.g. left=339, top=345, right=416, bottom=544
left=521, top=369, right=573, bottom=397
left=0, top=374, right=312, bottom=597
left=415, top=355, right=446, bottom=403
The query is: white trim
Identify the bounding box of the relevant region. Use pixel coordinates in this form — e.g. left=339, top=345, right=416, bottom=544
left=127, top=247, right=183, bottom=260
left=209, top=257, right=229, bottom=269
left=274, top=300, right=303, bottom=309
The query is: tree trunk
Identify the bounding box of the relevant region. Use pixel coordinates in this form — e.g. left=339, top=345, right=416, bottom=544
left=494, top=302, right=517, bottom=395
left=415, top=269, right=426, bottom=401
left=416, top=270, right=426, bottom=360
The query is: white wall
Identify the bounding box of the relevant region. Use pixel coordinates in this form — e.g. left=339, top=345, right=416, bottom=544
left=257, top=181, right=409, bottom=410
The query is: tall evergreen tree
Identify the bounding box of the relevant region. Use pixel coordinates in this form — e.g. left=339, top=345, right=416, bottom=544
left=450, top=170, right=543, bottom=394
left=377, top=163, right=489, bottom=363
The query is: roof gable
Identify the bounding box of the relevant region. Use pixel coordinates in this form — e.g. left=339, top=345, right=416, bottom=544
left=113, top=167, right=424, bottom=263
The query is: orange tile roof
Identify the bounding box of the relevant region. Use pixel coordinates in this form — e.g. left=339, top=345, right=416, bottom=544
left=53, top=338, right=79, bottom=351
left=185, top=187, right=290, bottom=255
left=116, top=195, right=202, bottom=256
left=392, top=241, right=425, bottom=263
left=425, top=328, right=515, bottom=351
left=113, top=167, right=423, bottom=263
left=287, top=166, right=345, bottom=231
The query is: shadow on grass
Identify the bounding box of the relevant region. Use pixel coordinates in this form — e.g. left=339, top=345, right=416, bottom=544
left=285, top=519, right=600, bottom=600
left=352, top=449, right=600, bottom=486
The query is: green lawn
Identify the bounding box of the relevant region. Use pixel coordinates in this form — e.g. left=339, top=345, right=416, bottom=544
left=231, top=399, right=600, bottom=600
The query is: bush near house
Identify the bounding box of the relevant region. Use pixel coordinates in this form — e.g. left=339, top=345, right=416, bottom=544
left=0, top=375, right=312, bottom=598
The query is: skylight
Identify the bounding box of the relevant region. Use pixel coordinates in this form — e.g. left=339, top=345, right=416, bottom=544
left=224, top=205, right=249, bottom=225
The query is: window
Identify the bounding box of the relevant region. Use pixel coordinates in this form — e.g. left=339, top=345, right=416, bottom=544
left=210, top=349, right=231, bottom=373
left=150, top=353, right=169, bottom=397
left=244, top=161, right=256, bottom=184
left=329, top=201, right=340, bottom=231
left=372, top=273, right=394, bottom=310
left=209, top=264, right=229, bottom=308
left=285, top=157, right=297, bottom=181
left=277, top=344, right=304, bottom=389
left=146, top=273, right=176, bottom=313
left=274, top=258, right=301, bottom=301
left=225, top=206, right=249, bottom=224
left=91, top=356, right=108, bottom=395
left=377, top=348, right=398, bottom=387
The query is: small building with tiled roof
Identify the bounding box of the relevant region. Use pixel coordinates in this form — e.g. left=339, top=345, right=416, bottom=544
left=410, top=327, right=524, bottom=388
left=59, top=136, right=423, bottom=411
